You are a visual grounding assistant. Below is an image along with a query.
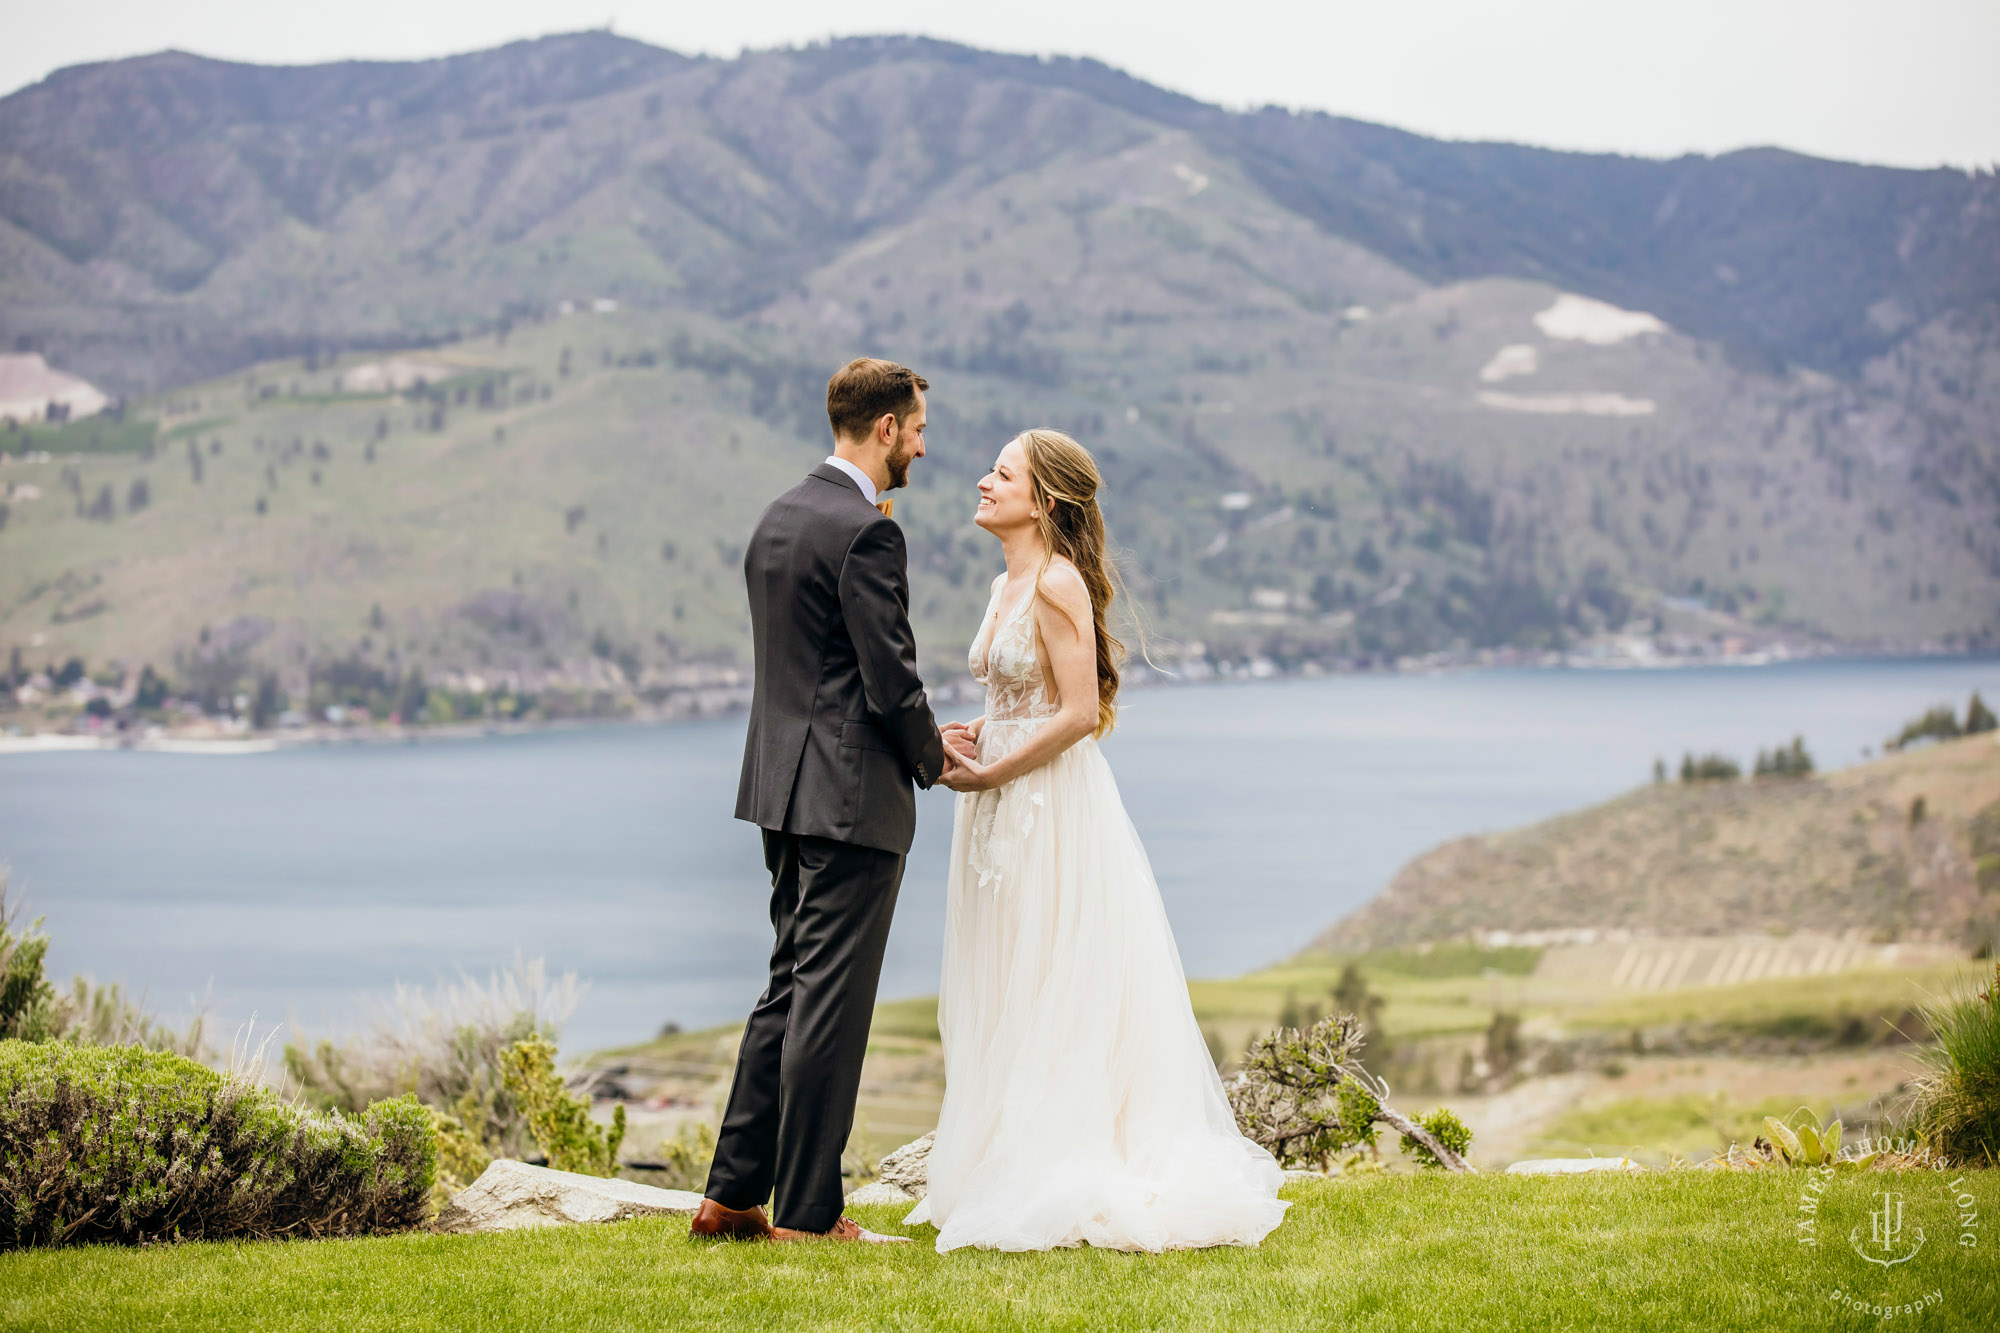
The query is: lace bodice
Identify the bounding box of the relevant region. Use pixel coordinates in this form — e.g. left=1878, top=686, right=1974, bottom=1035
left=968, top=575, right=1059, bottom=724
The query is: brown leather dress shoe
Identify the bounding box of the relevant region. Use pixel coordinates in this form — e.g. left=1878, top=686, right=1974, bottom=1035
left=772, top=1216, right=911, bottom=1244
left=689, top=1198, right=775, bottom=1241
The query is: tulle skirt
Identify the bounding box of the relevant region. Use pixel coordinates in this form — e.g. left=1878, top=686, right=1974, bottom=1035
left=904, top=718, right=1289, bottom=1253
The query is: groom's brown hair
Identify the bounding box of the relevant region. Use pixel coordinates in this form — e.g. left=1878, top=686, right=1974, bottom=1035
left=826, top=358, right=928, bottom=443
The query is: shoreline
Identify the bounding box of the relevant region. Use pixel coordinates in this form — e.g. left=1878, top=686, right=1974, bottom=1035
left=0, top=646, right=1988, bottom=757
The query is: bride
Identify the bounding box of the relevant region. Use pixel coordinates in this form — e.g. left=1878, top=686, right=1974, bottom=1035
left=910, top=428, right=1288, bottom=1253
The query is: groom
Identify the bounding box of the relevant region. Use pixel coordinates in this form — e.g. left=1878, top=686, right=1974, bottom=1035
left=693, top=358, right=958, bottom=1243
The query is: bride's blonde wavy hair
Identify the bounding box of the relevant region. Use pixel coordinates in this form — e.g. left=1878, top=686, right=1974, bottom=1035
left=1015, top=428, right=1132, bottom=738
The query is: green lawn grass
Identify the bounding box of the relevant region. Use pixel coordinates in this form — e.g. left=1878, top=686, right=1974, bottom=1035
left=6, top=1174, right=1995, bottom=1331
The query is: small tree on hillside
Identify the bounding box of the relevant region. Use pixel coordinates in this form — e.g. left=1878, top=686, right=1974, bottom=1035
left=1967, top=692, right=1997, bottom=736
left=392, top=668, right=427, bottom=723
left=1483, top=1009, right=1525, bottom=1083
left=249, top=673, right=283, bottom=730
left=1681, top=751, right=1741, bottom=783
left=1891, top=705, right=1962, bottom=751
left=133, top=666, right=169, bottom=710
left=1332, top=963, right=1390, bottom=1062
left=1754, top=735, right=1814, bottom=779
left=1277, top=988, right=1323, bottom=1032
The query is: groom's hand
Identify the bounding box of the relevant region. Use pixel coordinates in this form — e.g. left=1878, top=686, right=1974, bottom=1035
left=941, top=723, right=977, bottom=762
left=938, top=751, right=996, bottom=792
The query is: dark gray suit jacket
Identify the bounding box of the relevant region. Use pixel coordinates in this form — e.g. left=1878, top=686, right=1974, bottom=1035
left=734, top=464, right=947, bottom=855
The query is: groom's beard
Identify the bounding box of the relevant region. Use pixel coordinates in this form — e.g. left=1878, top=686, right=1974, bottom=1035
left=884, top=435, right=913, bottom=490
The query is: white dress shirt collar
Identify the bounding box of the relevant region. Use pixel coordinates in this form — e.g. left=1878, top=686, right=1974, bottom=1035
left=823, top=454, right=879, bottom=506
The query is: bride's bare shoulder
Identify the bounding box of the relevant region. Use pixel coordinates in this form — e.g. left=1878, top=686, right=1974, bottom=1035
left=1034, top=559, right=1092, bottom=624
left=1041, top=555, right=1087, bottom=589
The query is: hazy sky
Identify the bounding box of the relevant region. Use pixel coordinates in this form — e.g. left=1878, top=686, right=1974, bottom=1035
left=3, top=1, right=1995, bottom=169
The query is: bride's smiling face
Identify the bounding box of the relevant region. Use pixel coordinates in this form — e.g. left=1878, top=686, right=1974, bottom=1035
left=974, top=438, right=1037, bottom=534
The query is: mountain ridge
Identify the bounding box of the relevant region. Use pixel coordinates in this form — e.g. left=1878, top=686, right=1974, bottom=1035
left=0, top=33, right=1996, bottom=688
left=3, top=33, right=1993, bottom=391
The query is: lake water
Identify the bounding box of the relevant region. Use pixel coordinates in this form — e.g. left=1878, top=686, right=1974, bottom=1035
left=2, top=657, right=1993, bottom=1053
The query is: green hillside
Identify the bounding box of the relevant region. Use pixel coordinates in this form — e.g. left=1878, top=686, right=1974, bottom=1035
left=4, top=277, right=1997, bottom=699
left=1313, top=732, right=2000, bottom=954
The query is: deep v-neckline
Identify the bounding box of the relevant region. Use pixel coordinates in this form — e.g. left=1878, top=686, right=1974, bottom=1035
left=980, top=577, right=1036, bottom=681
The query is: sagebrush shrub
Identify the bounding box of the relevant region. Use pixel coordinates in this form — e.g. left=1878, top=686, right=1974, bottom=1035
left=0, top=881, right=58, bottom=1041
left=1400, top=1107, right=1473, bottom=1170
left=1228, top=1014, right=1382, bottom=1169
left=284, top=954, right=579, bottom=1162
left=500, top=1034, right=625, bottom=1176
left=0, top=1040, right=434, bottom=1248
left=428, top=1105, right=495, bottom=1211
left=645, top=1120, right=717, bottom=1193
left=1228, top=1013, right=1473, bottom=1172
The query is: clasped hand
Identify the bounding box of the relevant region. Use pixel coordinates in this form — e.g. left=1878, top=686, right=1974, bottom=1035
left=937, top=719, right=996, bottom=791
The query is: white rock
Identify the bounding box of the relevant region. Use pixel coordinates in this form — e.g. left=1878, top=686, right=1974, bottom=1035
left=1505, top=1157, right=1647, bottom=1175
left=876, top=1132, right=934, bottom=1199
left=1281, top=1169, right=1331, bottom=1185
left=434, top=1159, right=704, bottom=1234
left=845, top=1181, right=917, bottom=1206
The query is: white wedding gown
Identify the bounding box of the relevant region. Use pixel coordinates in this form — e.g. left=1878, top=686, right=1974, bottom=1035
left=904, top=574, right=1289, bottom=1253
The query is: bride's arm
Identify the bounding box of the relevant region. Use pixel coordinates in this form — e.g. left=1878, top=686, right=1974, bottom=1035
left=941, top=565, right=1097, bottom=790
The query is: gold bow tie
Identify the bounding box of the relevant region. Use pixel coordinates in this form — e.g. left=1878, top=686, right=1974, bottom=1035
left=875, top=498, right=894, bottom=519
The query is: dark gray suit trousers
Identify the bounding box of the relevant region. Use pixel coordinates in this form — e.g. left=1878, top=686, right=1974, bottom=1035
left=704, top=830, right=904, bottom=1231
